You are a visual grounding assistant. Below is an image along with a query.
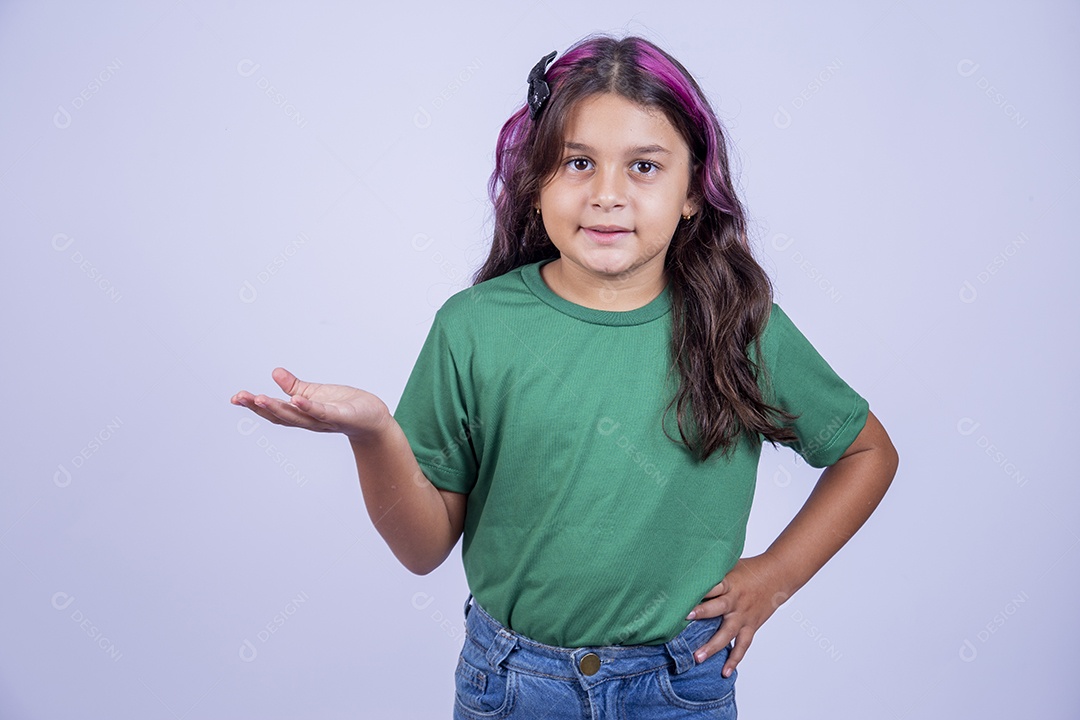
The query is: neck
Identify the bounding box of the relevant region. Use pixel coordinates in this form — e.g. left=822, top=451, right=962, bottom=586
left=541, top=258, right=667, bottom=312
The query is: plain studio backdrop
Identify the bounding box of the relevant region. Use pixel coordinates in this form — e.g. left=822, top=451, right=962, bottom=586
left=1, top=1, right=1076, bottom=718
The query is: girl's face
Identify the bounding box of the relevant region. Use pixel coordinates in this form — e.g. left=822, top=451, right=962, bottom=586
left=538, top=92, right=697, bottom=296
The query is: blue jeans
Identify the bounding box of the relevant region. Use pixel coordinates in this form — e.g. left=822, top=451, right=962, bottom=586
left=453, top=593, right=737, bottom=719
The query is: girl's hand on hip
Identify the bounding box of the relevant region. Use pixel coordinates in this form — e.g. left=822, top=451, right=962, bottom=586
left=683, top=553, right=790, bottom=678
left=231, top=367, right=391, bottom=440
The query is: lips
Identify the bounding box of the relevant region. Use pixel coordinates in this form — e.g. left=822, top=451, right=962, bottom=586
left=582, top=226, right=631, bottom=245
left=585, top=225, right=631, bottom=233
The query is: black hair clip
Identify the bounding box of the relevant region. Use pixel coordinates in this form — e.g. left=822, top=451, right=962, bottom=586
left=527, top=50, right=557, bottom=120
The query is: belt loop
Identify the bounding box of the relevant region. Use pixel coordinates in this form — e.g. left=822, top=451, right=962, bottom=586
left=463, top=592, right=473, bottom=621
left=664, top=631, right=696, bottom=674
left=486, top=628, right=517, bottom=670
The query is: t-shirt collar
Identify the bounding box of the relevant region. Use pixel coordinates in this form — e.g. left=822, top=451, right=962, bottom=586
left=520, top=258, right=672, bottom=327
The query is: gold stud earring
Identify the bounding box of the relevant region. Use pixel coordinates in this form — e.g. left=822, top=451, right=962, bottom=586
left=535, top=207, right=541, bottom=215
left=682, top=213, right=692, bottom=221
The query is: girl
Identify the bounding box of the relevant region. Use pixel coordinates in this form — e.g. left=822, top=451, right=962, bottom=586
left=232, top=33, right=898, bottom=719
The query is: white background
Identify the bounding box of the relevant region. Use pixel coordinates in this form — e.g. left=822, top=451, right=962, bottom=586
left=1, top=1, right=1076, bottom=718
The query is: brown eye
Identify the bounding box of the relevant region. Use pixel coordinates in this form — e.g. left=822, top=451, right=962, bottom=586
left=568, top=157, right=591, bottom=171
left=635, top=161, right=657, bottom=175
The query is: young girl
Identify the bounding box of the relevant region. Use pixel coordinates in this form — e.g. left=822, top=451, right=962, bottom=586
left=232, top=33, right=897, bottom=719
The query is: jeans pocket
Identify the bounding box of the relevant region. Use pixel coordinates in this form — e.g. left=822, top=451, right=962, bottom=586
left=454, top=639, right=515, bottom=718
left=657, top=643, right=737, bottom=712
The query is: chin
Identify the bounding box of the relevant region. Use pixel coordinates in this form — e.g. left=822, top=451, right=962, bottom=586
left=579, top=255, right=636, bottom=277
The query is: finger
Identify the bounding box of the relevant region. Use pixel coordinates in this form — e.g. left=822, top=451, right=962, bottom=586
left=233, top=391, right=273, bottom=414
left=231, top=391, right=251, bottom=405
left=699, top=581, right=725, bottom=602
left=686, top=594, right=729, bottom=620
left=232, top=394, right=295, bottom=427
left=290, top=394, right=336, bottom=424
left=701, top=580, right=725, bottom=598
left=253, top=394, right=333, bottom=431
left=721, top=628, right=754, bottom=678
left=234, top=390, right=283, bottom=410
left=272, top=367, right=303, bottom=397
left=692, top=627, right=736, bottom=664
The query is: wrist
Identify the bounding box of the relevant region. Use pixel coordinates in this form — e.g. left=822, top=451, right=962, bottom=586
left=758, top=549, right=803, bottom=604
left=346, top=409, right=395, bottom=446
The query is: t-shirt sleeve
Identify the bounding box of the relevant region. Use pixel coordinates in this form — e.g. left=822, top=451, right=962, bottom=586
left=761, top=303, right=870, bottom=468
left=391, top=309, right=479, bottom=494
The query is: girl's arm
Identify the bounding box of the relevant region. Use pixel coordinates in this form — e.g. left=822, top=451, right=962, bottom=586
left=348, top=419, right=467, bottom=575
left=686, top=409, right=899, bottom=676
left=233, top=367, right=465, bottom=576
left=760, top=407, right=897, bottom=600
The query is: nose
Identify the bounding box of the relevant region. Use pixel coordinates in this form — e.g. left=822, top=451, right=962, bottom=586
left=590, top=164, right=627, bottom=211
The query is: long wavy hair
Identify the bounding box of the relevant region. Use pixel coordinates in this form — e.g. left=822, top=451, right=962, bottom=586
left=472, top=33, right=800, bottom=462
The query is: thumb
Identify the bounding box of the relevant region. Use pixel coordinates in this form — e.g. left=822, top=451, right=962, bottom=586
left=272, top=367, right=303, bottom=397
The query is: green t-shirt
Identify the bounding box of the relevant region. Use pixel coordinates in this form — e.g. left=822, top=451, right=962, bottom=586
left=392, top=258, right=869, bottom=647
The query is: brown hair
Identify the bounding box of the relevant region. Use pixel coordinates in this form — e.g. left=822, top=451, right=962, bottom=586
left=474, top=33, right=799, bottom=461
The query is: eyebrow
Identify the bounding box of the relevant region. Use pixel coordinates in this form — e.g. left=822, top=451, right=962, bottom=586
left=563, top=141, right=672, bottom=156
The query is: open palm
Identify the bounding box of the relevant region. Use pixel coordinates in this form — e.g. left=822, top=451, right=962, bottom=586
left=231, top=367, right=390, bottom=439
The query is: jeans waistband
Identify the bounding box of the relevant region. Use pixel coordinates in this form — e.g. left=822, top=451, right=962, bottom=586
left=460, top=592, right=724, bottom=684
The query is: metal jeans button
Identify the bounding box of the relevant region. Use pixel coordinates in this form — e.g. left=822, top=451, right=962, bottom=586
left=579, top=652, right=600, bottom=675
